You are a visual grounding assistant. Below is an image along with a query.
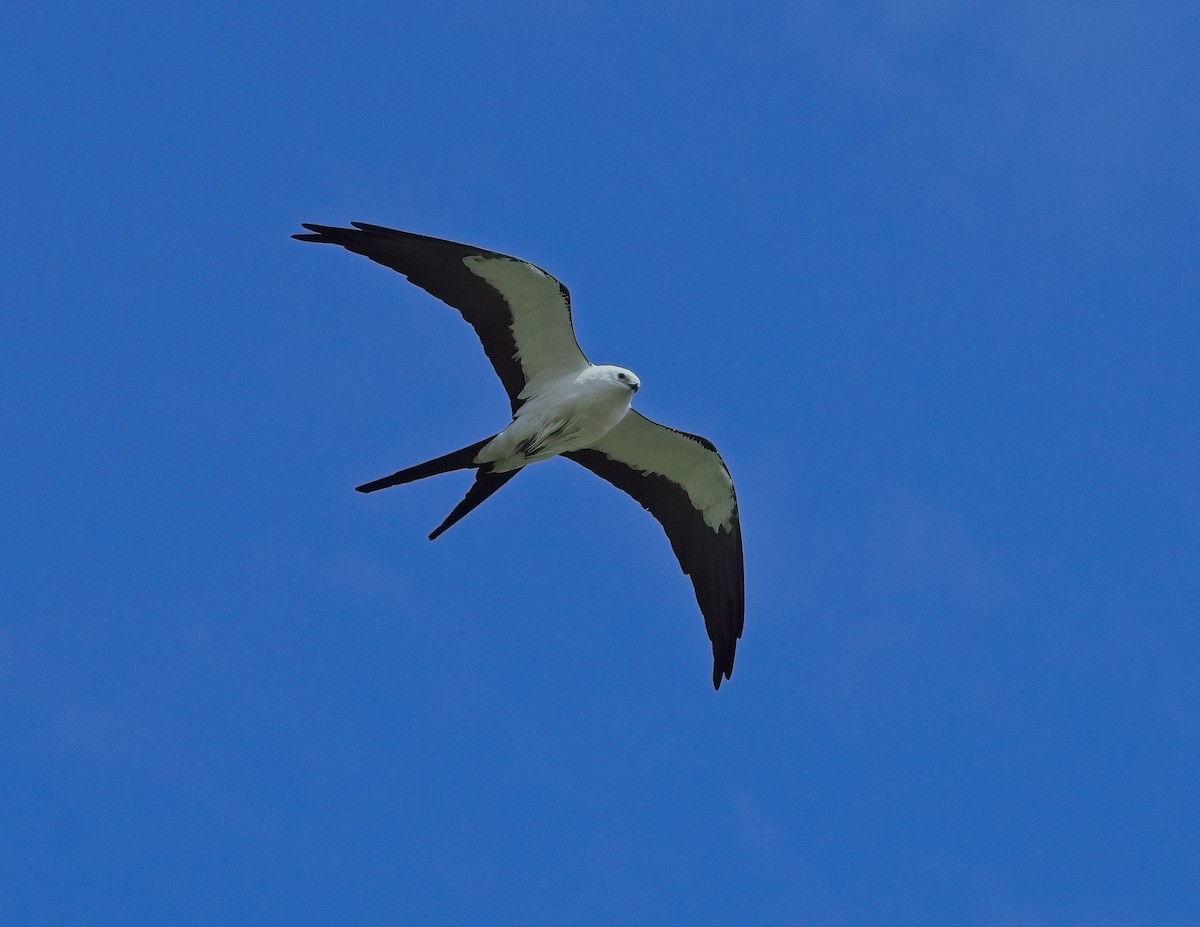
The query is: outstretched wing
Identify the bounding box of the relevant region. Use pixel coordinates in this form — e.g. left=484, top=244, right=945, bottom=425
left=293, top=222, right=589, bottom=411
left=565, top=412, right=745, bottom=688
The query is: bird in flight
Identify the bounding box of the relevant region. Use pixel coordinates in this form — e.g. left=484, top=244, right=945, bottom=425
left=293, top=222, right=745, bottom=688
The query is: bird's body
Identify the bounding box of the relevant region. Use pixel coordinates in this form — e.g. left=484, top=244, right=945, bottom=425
left=478, top=365, right=640, bottom=471
left=294, top=222, right=745, bottom=688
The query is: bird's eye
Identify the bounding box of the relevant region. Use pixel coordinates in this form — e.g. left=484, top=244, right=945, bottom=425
left=618, top=373, right=627, bottom=380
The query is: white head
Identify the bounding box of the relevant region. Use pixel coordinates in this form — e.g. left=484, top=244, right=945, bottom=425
left=589, top=364, right=641, bottom=394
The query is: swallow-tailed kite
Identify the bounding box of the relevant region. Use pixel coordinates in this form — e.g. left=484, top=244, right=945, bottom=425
left=293, top=222, right=745, bottom=688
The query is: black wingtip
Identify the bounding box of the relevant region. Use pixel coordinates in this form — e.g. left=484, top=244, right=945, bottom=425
left=350, top=221, right=395, bottom=234
left=293, top=222, right=347, bottom=243
left=293, top=222, right=405, bottom=245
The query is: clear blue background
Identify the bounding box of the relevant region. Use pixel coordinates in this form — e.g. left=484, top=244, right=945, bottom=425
left=3, top=1, right=1197, bottom=923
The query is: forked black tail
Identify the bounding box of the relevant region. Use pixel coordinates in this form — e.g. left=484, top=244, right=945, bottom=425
left=355, top=438, right=495, bottom=493
left=355, top=436, right=521, bottom=540
left=427, top=469, right=519, bottom=540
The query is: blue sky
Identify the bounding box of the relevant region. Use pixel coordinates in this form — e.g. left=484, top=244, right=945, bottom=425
left=2, top=1, right=1197, bottom=923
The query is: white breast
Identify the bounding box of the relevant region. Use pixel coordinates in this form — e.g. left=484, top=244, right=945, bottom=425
left=475, top=367, right=634, bottom=471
